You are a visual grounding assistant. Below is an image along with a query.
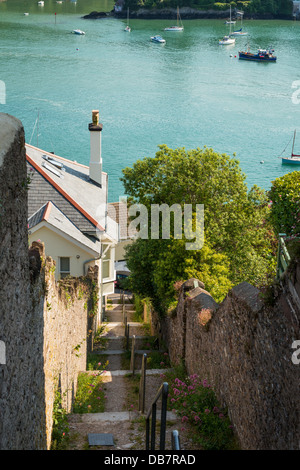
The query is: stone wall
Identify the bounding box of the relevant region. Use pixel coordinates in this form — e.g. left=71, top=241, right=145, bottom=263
left=30, top=241, right=97, bottom=449
left=0, top=114, right=46, bottom=449
left=154, top=267, right=300, bottom=450
left=0, top=113, right=97, bottom=449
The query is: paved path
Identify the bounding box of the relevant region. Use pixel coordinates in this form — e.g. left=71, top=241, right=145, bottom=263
left=67, top=293, right=181, bottom=451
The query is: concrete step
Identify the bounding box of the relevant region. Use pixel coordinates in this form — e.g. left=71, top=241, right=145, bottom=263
left=83, top=368, right=172, bottom=377
left=90, top=349, right=154, bottom=355
left=77, top=410, right=177, bottom=423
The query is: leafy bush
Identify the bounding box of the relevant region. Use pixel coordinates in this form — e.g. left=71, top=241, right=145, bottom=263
left=268, top=171, right=300, bottom=237
left=51, top=390, right=69, bottom=450
left=73, top=364, right=107, bottom=414
left=167, top=372, right=237, bottom=449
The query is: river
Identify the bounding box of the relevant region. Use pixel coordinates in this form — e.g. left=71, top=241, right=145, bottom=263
left=1, top=0, right=300, bottom=201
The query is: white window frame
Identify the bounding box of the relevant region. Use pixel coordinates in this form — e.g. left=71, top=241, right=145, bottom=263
left=60, top=256, right=70, bottom=279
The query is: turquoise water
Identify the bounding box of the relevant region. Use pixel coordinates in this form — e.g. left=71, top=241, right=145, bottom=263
left=1, top=0, right=300, bottom=201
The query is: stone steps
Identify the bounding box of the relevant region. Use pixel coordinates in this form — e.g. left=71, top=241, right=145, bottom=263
left=77, top=410, right=177, bottom=423
left=68, top=295, right=181, bottom=450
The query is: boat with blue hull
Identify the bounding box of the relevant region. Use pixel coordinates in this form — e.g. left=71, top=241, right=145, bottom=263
left=239, top=48, right=276, bottom=62
left=282, top=130, right=300, bottom=165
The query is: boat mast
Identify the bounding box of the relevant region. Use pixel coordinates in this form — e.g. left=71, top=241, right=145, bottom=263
left=292, top=129, right=296, bottom=157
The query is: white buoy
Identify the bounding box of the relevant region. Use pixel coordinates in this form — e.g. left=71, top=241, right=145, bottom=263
left=260, top=160, right=264, bottom=164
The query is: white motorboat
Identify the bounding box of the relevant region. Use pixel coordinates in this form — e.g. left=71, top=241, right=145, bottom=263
left=38, top=1, right=44, bottom=5
left=151, top=35, right=166, bottom=43
left=73, top=29, right=85, bottom=35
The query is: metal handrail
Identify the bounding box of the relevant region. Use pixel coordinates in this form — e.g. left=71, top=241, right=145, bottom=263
left=171, top=430, right=181, bottom=450
left=138, top=353, right=147, bottom=413
left=122, top=293, right=126, bottom=324
left=145, top=382, right=168, bottom=450
left=276, top=233, right=291, bottom=279
left=130, top=334, right=136, bottom=374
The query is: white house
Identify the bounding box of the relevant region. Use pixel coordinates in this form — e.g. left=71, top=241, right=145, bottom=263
left=27, top=110, right=118, bottom=324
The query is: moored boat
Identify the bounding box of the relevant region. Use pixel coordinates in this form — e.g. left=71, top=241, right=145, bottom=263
left=164, top=6, right=184, bottom=31
left=219, top=6, right=235, bottom=45
left=239, top=48, right=276, bottom=62
left=151, top=35, right=166, bottom=43
left=282, top=130, right=300, bottom=165
left=73, top=29, right=86, bottom=35
left=124, top=8, right=131, bottom=32
left=230, top=10, right=248, bottom=36
left=219, top=35, right=235, bottom=45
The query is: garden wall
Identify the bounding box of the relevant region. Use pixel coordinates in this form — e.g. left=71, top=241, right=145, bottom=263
left=0, top=113, right=96, bottom=449
left=154, top=269, right=300, bottom=450
left=30, top=241, right=97, bottom=449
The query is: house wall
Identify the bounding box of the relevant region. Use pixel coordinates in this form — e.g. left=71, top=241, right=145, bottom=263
left=29, top=226, right=97, bottom=280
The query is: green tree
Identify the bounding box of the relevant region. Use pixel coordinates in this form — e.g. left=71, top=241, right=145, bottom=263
left=268, top=171, right=300, bottom=237
left=122, top=145, right=276, bottom=312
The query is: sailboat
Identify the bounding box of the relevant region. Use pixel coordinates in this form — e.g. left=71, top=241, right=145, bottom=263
left=219, top=6, right=235, bottom=45
left=224, top=6, right=236, bottom=24
left=281, top=130, right=300, bottom=165
left=124, top=8, right=131, bottom=32
left=230, top=11, right=248, bottom=36
left=164, top=6, right=184, bottom=31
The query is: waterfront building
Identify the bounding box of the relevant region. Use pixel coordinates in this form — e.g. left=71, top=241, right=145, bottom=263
left=27, top=111, right=118, bottom=322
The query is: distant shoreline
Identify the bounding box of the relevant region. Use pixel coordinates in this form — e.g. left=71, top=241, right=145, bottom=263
left=82, top=8, right=294, bottom=21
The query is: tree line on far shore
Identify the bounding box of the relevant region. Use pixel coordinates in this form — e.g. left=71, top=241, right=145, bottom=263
left=123, top=0, right=293, bottom=18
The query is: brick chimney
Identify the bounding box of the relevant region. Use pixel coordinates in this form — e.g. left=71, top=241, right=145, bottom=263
left=88, top=110, right=103, bottom=186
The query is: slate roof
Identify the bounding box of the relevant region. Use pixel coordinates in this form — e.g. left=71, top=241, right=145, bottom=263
left=26, top=144, right=118, bottom=245
left=28, top=201, right=101, bottom=255
left=108, top=201, right=137, bottom=241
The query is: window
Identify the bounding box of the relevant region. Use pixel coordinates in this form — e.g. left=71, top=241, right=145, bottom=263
left=102, top=246, right=111, bottom=280
left=60, top=257, right=70, bottom=279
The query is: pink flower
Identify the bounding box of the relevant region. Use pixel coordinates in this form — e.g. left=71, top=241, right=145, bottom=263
left=204, top=409, right=210, bottom=414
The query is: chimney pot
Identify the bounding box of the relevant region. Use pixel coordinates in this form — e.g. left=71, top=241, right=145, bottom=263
left=92, top=110, right=99, bottom=126
left=89, top=110, right=102, bottom=187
